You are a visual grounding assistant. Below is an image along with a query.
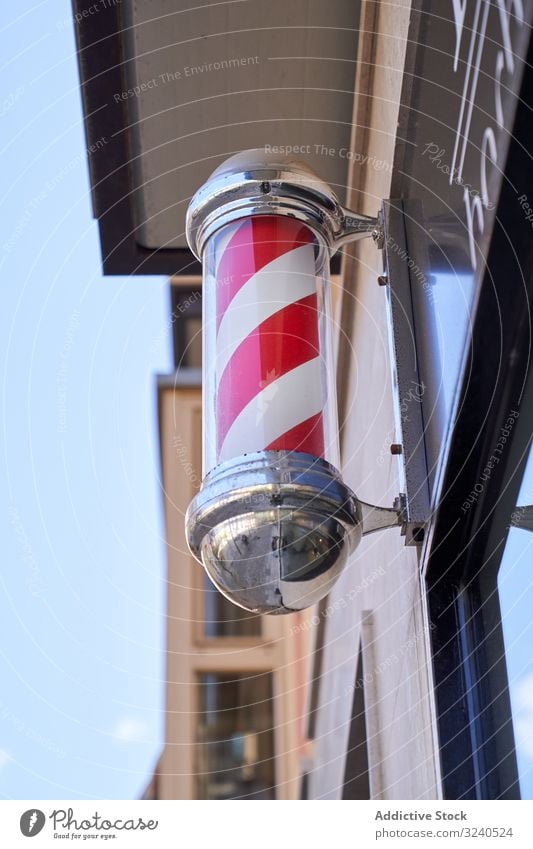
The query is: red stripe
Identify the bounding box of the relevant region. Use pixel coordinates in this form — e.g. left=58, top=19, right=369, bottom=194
left=216, top=293, right=320, bottom=451
left=266, top=412, right=324, bottom=457
left=215, top=216, right=315, bottom=329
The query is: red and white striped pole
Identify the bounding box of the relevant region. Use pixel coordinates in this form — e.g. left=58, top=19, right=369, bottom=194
left=185, top=150, right=384, bottom=613
left=206, top=214, right=335, bottom=470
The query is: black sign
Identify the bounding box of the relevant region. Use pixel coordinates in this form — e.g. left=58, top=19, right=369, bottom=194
left=392, top=0, right=533, bottom=491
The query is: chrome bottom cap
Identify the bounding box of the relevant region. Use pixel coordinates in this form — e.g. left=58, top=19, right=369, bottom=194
left=185, top=451, right=362, bottom=614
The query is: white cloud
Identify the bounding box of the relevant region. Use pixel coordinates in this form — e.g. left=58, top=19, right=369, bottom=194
left=112, top=717, right=148, bottom=744
left=0, top=750, right=12, bottom=769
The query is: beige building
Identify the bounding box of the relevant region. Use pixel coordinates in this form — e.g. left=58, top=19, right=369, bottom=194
left=152, top=360, right=314, bottom=799
left=75, top=0, right=533, bottom=800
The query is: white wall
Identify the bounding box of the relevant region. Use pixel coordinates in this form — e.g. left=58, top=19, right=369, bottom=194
left=307, top=0, right=440, bottom=800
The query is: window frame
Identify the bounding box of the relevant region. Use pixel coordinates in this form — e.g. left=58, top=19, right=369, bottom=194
left=423, top=39, right=533, bottom=799
left=194, top=669, right=277, bottom=800
left=191, top=565, right=267, bottom=646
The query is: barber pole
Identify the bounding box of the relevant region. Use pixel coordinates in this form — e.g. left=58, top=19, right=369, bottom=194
left=210, top=215, right=326, bottom=466
left=185, top=150, right=397, bottom=614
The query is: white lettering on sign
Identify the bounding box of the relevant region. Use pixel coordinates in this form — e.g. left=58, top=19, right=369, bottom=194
left=452, top=0, right=469, bottom=70
left=450, top=0, right=524, bottom=268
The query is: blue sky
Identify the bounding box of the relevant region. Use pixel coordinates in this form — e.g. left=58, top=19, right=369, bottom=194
left=0, top=1, right=169, bottom=798
left=1, top=0, right=531, bottom=805
left=498, top=450, right=533, bottom=800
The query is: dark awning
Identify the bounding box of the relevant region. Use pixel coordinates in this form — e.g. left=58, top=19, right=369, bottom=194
left=72, top=0, right=362, bottom=276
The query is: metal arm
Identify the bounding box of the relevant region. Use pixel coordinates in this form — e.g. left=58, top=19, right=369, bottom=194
left=334, top=208, right=383, bottom=250
left=359, top=498, right=405, bottom=537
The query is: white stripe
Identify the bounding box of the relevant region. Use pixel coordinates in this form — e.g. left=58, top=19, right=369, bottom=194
left=215, top=243, right=316, bottom=381
left=219, top=357, right=323, bottom=463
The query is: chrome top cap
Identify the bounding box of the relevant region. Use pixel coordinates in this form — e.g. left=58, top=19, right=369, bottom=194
left=186, top=148, right=363, bottom=260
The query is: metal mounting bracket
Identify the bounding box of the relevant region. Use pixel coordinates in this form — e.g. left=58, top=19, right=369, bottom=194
left=377, top=199, right=431, bottom=546
left=360, top=498, right=404, bottom=536
left=333, top=208, right=383, bottom=251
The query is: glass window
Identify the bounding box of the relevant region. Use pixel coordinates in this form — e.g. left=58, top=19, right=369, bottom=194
left=170, top=285, right=202, bottom=368
left=203, top=574, right=262, bottom=638
left=498, top=443, right=533, bottom=799
left=196, top=672, right=275, bottom=799
left=183, top=316, right=202, bottom=368
left=423, top=270, right=476, bottom=429
left=412, top=267, right=476, bottom=494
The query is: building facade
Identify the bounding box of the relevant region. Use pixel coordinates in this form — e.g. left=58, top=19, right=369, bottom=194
left=74, top=0, right=533, bottom=800
left=153, top=357, right=313, bottom=799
